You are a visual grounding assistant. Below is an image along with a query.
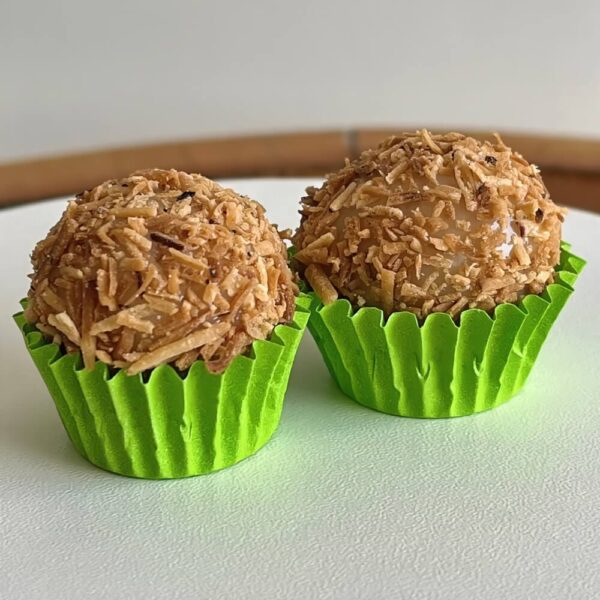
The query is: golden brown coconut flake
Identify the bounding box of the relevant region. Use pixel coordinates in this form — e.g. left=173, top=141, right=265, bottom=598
left=293, top=130, right=565, bottom=319
left=26, top=169, right=298, bottom=374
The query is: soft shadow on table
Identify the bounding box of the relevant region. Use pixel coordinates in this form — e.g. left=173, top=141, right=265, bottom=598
left=284, top=333, right=368, bottom=415
left=0, top=327, right=90, bottom=473
left=0, top=392, right=87, bottom=472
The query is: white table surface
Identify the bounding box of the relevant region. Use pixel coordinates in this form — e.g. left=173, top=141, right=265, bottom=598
left=1, top=178, right=599, bottom=600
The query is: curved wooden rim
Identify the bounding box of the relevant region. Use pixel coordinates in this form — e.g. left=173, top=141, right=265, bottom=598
left=1, top=128, right=599, bottom=212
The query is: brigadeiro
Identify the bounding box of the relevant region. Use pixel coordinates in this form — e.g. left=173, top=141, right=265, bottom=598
left=15, top=169, right=309, bottom=478
left=294, top=130, right=584, bottom=417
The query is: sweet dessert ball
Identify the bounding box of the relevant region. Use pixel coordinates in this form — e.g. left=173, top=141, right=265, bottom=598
left=25, top=169, right=297, bottom=374
left=294, top=130, right=565, bottom=319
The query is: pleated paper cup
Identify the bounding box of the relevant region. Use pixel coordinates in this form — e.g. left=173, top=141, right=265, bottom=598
left=305, top=244, right=585, bottom=418
left=14, top=294, right=310, bottom=479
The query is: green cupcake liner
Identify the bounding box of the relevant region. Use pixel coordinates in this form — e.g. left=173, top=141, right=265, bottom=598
left=14, top=294, right=310, bottom=479
left=306, top=244, right=585, bottom=418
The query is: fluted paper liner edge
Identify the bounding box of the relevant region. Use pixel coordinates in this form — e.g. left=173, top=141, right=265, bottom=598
left=14, top=294, right=310, bottom=478
left=305, top=243, right=585, bottom=418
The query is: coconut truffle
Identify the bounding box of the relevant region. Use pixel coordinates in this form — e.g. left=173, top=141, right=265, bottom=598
left=26, top=169, right=297, bottom=375
left=293, top=130, right=565, bottom=319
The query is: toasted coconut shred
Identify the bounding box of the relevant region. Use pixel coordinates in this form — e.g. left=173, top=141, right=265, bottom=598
left=293, top=130, right=565, bottom=319
left=26, top=169, right=297, bottom=375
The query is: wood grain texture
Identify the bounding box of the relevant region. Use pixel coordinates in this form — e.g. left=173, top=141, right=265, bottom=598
left=1, top=129, right=598, bottom=213
left=0, top=132, right=348, bottom=207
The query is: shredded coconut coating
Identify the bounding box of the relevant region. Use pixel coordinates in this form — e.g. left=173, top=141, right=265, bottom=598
left=293, top=130, right=565, bottom=319
left=26, top=169, right=298, bottom=374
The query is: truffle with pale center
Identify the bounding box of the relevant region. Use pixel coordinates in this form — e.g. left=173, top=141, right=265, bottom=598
left=293, top=130, right=564, bottom=318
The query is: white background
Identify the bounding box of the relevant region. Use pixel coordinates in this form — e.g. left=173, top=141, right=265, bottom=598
left=1, top=180, right=599, bottom=599
left=2, top=1, right=600, bottom=163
